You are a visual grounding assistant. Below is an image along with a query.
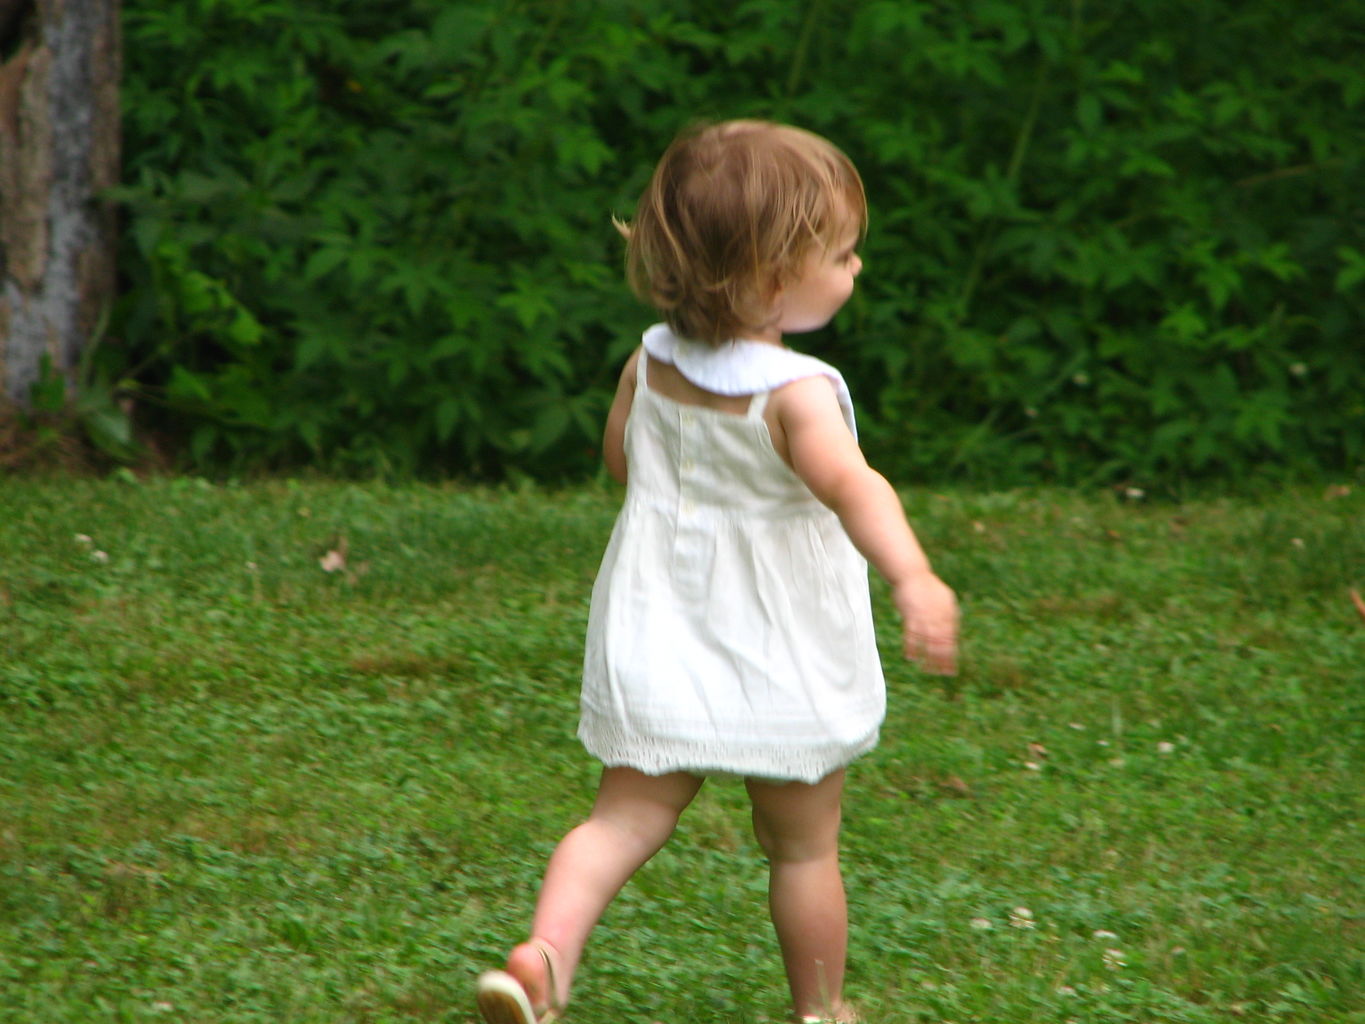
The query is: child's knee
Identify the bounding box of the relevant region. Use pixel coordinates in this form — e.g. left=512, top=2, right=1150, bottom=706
left=588, top=804, right=680, bottom=855
left=750, top=811, right=840, bottom=864
left=747, top=774, right=844, bottom=863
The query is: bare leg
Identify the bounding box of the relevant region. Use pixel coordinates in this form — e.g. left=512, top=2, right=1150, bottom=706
left=746, top=770, right=851, bottom=1021
left=501, top=767, right=704, bottom=1015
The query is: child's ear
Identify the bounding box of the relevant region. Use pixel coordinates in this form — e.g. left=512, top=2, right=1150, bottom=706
left=740, top=271, right=785, bottom=331
left=755, top=281, right=782, bottom=325
left=759, top=271, right=785, bottom=307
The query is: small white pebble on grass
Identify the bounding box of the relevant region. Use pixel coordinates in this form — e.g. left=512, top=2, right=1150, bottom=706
left=970, top=917, right=993, bottom=931
left=1093, top=929, right=1119, bottom=940
left=91, top=550, right=109, bottom=563
left=1102, top=948, right=1126, bottom=969
left=1024, top=761, right=1042, bottom=772
left=74, top=533, right=93, bottom=545
left=1057, top=986, right=1077, bottom=997
left=1157, top=741, right=1176, bottom=754
left=1009, top=907, right=1035, bottom=929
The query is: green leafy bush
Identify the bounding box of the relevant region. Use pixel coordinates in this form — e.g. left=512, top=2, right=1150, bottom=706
left=836, top=1, right=1365, bottom=486
left=113, top=0, right=1365, bottom=484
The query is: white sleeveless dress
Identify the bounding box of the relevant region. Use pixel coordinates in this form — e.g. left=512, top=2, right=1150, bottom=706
left=578, top=324, right=886, bottom=783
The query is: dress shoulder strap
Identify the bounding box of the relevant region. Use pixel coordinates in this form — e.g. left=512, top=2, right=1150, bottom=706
left=747, top=390, right=770, bottom=419
left=635, top=346, right=649, bottom=390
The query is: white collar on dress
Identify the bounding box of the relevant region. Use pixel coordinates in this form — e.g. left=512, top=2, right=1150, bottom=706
left=640, top=323, right=857, bottom=435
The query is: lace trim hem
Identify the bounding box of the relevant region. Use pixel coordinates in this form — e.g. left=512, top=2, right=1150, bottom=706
left=577, top=715, right=878, bottom=785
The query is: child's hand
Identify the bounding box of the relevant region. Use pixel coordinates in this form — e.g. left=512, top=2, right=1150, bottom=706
left=893, top=572, right=959, bottom=675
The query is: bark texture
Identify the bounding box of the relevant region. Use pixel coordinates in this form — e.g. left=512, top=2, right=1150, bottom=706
left=0, top=0, right=120, bottom=404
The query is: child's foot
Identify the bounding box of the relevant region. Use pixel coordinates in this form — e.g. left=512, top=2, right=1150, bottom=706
left=797, top=1001, right=859, bottom=1024
left=477, top=938, right=568, bottom=1024
left=507, top=938, right=569, bottom=1019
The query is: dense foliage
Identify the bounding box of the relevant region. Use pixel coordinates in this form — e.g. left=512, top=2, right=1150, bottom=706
left=109, top=0, right=1365, bottom=484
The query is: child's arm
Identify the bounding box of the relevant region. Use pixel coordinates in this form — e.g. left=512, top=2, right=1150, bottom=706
left=775, top=375, right=959, bottom=675
left=602, top=349, right=640, bottom=484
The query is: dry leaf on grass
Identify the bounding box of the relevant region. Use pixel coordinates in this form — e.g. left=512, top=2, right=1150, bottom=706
left=937, top=775, right=974, bottom=798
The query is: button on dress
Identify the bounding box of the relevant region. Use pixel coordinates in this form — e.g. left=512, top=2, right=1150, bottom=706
left=578, top=325, right=886, bottom=784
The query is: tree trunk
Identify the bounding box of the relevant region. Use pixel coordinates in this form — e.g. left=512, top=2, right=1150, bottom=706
left=0, top=0, right=120, bottom=405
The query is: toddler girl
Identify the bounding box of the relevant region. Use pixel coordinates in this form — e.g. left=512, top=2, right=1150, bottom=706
left=477, top=120, right=959, bottom=1024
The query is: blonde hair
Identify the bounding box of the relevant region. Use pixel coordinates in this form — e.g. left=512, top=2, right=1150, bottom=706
left=618, top=120, right=867, bottom=346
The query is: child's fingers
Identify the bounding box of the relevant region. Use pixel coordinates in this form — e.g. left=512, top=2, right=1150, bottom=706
left=892, top=574, right=959, bottom=674
left=904, top=625, right=958, bottom=675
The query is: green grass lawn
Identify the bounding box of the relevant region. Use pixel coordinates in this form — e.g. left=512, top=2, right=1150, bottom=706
left=1, top=476, right=1361, bottom=1023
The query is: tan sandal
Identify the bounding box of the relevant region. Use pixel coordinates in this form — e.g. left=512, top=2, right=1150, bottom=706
left=476, top=939, right=567, bottom=1024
